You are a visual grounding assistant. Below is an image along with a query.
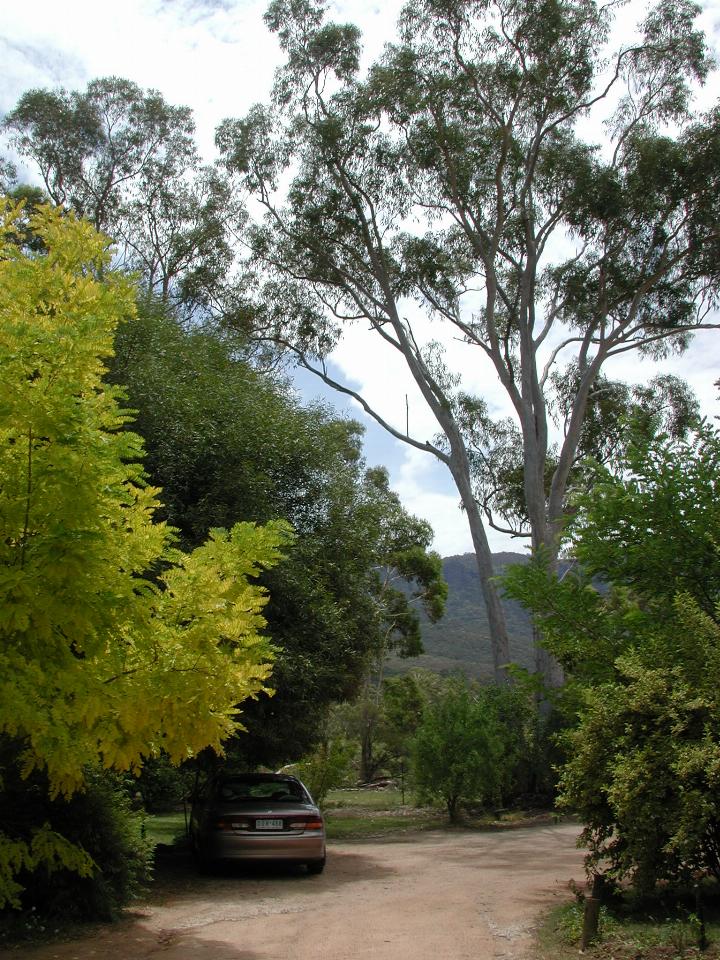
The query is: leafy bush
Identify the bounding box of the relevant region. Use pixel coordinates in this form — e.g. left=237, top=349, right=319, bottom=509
left=292, top=738, right=355, bottom=807
left=505, top=425, right=720, bottom=890
left=0, top=747, right=152, bottom=922
left=135, top=756, right=195, bottom=813
left=410, top=676, right=524, bottom=821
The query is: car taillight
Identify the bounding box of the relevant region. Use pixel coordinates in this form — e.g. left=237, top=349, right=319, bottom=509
left=289, top=817, right=324, bottom=830
left=213, top=818, right=250, bottom=830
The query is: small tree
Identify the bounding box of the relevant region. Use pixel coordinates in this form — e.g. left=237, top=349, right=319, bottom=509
left=0, top=201, right=290, bottom=908
left=292, top=735, right=355, bottom=808
left=333, top=668, right=438, bottom=790
left=411, top=676, right=509, bottom=821
left=375, top=672, right=429, bottom=786
left=350, top=469, right=446, bottom=782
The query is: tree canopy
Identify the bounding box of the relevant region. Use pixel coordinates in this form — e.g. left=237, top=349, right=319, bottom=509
left=3, top=78, right=243, bottom=317
left=216, top=0, right=720, bottom=684
left=0, top=202, right=290, bottom=907
left=108, top=302, right=446, bottom=767
left=5, top=0, right=718, bottom=690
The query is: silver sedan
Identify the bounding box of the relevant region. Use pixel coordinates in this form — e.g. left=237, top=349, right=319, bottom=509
left=190, top=772, right=326, bottom=874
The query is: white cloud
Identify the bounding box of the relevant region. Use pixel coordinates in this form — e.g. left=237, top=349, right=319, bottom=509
left=392, top=446, right=524, bottom=557
left=2, top=0, right=279, bottom=154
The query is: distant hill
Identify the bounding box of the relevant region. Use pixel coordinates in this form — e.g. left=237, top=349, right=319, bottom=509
left=386, top=551, right=535, bottom=681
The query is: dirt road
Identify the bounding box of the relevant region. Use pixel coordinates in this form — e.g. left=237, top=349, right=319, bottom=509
left=8, top=824, right=584, bottom=960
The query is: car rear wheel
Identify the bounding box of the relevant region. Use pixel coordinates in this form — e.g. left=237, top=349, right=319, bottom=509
left=306, top=857, right=325, bottom=875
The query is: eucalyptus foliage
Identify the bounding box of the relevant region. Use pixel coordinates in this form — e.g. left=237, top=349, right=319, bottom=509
left=4, top=78, right=242, bottom=316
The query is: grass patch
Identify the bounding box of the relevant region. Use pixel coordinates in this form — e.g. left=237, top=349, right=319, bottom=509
left=323, top=786, right=447, bottom=839
left=538, top=889, right=720, bottom=959
left=322, top=788, right=562, bottom=839
left=143, top=792, right=557, bottom=846
left=143, top=811, right=187, bottom=847
left=325, top=810, right=443, bottom=840
left=324, top=787, right=407, bottom=810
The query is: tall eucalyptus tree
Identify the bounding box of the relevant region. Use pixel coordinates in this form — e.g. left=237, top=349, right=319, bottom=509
left=217, top=0, right=720, bottom=684
left=4, top=77, right=242, bottom=317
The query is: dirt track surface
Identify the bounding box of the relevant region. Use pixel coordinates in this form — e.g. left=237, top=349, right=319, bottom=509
left=8, top=823, right=584, bottom=960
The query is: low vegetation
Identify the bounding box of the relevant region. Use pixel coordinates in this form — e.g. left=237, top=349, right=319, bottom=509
left=142, top=813, right=187, bottom=848
left=506, top=425, right=720, bottom=894
left=506, top=424, right=720, bottom=955
left=539, top=887, right=720, bottom=959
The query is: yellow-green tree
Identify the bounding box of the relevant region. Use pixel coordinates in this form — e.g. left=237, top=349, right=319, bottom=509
left=0, top=201, right=291, bottom=907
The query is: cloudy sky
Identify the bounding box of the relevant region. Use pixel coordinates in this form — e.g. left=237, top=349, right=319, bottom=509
left=2, top=0, right=720, bottom=558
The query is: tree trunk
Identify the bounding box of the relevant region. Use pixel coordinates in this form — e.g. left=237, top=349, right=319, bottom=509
left=359, top=697, right=377, bottom=783
left=580, top=874, right=606, bottom=950
left=518, top=439, right=564, bottom=690
left=534, top=626, right=564, bottom=692
left=448, top=446, right=511, bottom=685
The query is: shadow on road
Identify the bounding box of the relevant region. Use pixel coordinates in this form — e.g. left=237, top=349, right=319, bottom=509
left=11, top=917, right=272, bottom=960
left=11, top=848, right=399, bottom=959
left=148, top=841, right=397, bottom=902
left=10, top=826, right=585, bottom=960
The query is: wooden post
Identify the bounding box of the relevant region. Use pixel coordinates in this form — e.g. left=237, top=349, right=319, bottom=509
left=695, top=883, right=708, bottom=952
left=580, top=874, right=605, bottom=951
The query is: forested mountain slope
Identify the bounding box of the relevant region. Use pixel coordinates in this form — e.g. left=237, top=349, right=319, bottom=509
left=388, top=553, right=535, bottom=680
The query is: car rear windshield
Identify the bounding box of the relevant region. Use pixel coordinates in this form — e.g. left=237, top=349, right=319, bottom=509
left=215, top=777, right=307, bottom=803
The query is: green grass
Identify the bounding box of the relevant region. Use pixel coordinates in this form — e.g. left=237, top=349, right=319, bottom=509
left=323, top=787, right=407, bottom=810
left=143, top=790, right=442, bottom=845
left=143, top=791, right=556, bottom=846
left=321, top=788, right=556, bottom=839
left=322, top=786, right=448, bottom=839
left=324, top=810, right=443, bottom=840
left=143, top=811, right=187, bottom=846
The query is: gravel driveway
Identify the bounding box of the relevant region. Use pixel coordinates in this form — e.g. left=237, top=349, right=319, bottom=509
left=8, top=823, right=584, bottom=960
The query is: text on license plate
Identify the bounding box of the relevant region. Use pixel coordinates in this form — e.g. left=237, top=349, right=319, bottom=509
left=256, top=818, right=284, bottom=830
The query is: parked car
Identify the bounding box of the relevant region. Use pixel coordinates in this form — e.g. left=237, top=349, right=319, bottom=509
left=190, top=772, right=326, bottom=874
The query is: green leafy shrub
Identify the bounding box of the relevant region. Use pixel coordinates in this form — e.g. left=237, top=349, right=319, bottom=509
left=410, top=676, right=524, bottom=821
left=0, top=747, right=152, bottom=922
left=135, top=756, right=195, bottom=813
left=292, top=738, right=355, bottom=807
left=505, top=425, right=720, bottom=890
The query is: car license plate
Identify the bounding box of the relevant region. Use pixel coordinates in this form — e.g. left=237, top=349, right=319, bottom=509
left=256, top=818, right=284, bottom=830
